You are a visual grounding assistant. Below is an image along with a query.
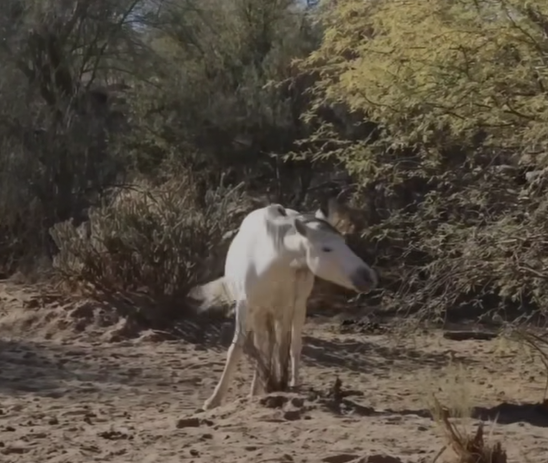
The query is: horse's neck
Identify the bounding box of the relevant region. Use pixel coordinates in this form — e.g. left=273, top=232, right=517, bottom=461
left=253, top=239, right=306, bottom=291
left=252, top=221, right=304, bottom=269
left=280, top=232, right=305, bottom=265
left=232, top=211, right=307, bottom=274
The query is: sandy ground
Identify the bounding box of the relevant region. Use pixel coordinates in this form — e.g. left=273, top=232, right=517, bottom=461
left=0, top=282, right=547, bottom=463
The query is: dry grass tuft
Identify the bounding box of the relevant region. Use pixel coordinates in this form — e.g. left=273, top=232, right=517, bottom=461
left=430, top=395, right=507, bottom=463
left=423, top=362, right=475, bottom=420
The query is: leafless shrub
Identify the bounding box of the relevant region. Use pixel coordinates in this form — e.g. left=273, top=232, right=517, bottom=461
left=50, top=174, right=246, bottom=314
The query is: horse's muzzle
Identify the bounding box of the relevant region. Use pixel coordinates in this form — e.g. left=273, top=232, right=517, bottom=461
left=351, top=266, right=378, bottom=293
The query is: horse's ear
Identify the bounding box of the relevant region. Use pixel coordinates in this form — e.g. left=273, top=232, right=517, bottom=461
left=293, top=218, right=308, bottom=237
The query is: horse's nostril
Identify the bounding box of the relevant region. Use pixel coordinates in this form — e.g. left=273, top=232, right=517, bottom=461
left=353, top=266, right=378, bottom=291
left=361, top=267, right=373, bottom=282
left=369, top=268, right=379, bottom=288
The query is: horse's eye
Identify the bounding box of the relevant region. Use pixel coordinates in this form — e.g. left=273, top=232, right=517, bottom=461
left=322, top=247, right=332, bottom=253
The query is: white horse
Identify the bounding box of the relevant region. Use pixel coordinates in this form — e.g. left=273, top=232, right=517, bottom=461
left=190, top=200, right=377, bottom=410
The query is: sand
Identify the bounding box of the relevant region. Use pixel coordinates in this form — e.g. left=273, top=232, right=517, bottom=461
left=0, top=281, right=547, bottom=463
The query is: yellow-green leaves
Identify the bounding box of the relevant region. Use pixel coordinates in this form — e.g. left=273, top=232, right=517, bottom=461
left=304, top=0, right=548, bottom=158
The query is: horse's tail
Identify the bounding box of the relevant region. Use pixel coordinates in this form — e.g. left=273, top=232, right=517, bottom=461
left=188, top=277, right=233, bottom=313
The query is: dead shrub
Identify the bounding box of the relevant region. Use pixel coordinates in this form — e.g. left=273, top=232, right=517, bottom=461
left=50, top=175, right=246, bottom=315
left=430, top=395, right=507, bottom=463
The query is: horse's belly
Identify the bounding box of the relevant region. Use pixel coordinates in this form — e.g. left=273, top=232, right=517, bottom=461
left=250, top=293, right=292, bottom=314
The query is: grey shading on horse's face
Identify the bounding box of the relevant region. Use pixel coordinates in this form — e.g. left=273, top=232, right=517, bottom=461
left=292, top=214, right=377, bottom=293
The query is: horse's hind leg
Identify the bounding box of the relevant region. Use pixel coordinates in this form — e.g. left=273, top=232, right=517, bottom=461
left=274, top=319, right=291, bottom=391
left=250, top=339, right=262, bottom=397
left=289, top=301, right=306, bottom=388
left=250, top=314, right=274, bottom=396
left=290, top=271, right=314, bottom=388
left=203, top=300, right=248, bottom=410
left=249, top=330, right=264, bottom=397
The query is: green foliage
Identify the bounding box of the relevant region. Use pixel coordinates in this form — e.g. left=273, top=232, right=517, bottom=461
left=308, top=0, right=548, bottom=157
left=132, top=0, right=320, bottom=169
left=14, top=0, right=548, bottom=324
left=299, top=0, right=548, bottom=318
left=0, top=0, right=154, bottom=273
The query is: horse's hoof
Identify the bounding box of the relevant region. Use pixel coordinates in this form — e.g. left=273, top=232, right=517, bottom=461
left=203, top=398, right=220, bottom=410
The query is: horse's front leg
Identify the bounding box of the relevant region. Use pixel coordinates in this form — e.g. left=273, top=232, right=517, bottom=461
left=203, top=299, right=248, bottom=410
left=290, top=271, right=314, bottom=388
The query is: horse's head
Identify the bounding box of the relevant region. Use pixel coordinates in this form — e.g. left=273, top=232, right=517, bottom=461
left=292, top=217, right=377, bottom=293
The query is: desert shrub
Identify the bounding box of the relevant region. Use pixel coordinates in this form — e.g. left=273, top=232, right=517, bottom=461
left=50, top=173, right=247, bottom=306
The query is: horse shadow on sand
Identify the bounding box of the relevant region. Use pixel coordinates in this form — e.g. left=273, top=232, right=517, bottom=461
left=172, top=313, right=476, bottom=373
left=300, top=335, right=466, bottom=373
left=186, top=317, right=548, bottom=430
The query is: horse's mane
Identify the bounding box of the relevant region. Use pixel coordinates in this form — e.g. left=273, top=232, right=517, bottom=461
left=296, top=213, right=342, bottom=236
left=263, top=211, right=342, bottom=255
